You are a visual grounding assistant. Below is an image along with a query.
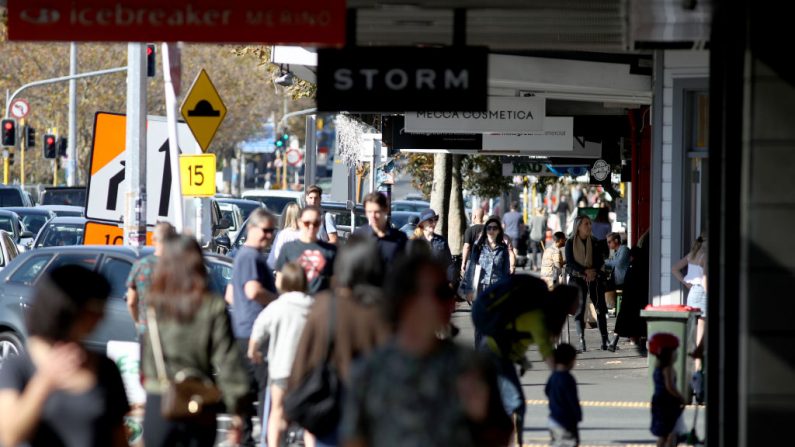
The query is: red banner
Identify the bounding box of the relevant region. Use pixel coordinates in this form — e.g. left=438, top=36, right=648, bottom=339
left=7, top=0, right=345, bottom=45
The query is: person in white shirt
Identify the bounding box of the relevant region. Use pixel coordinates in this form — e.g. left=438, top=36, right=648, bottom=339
left=267, top=203, right=302, bottom=270
left=248, top=263, right=314, bottom=447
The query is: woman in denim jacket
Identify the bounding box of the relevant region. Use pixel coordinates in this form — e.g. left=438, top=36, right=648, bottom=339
left=462, top=216, right=511, bottom=303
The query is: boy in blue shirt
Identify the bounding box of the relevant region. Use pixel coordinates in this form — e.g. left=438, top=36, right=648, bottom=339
left=545, top=343, right=582, bottom=446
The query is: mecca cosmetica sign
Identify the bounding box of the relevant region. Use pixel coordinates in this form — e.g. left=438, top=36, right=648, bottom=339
left=6, top=0, right=345, bottom=44
left=317, top=46, right=489, bottom=112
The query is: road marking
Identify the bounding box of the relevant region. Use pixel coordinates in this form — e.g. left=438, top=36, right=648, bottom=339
left=526, top=399, right=703, bottom=410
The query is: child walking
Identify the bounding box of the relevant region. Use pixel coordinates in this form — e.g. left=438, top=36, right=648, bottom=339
left=648, top=332, right=686, bottom=447
left=545, top=343, right=582, bottom=447
left=248, top=263, right=314, bottom=447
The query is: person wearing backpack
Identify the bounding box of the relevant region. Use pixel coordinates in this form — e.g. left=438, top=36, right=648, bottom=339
left=472, top=277, right=579, bottom=447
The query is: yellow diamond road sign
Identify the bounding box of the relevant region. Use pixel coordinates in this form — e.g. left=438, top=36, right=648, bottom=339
left=180, top=69, right=226, bottom=152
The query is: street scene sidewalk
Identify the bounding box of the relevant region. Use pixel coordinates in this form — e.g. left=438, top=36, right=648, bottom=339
left=451, top=292, right=706, bottom=447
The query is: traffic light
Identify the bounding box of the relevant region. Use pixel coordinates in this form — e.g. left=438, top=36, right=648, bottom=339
left=43, top=134, right=57, bottom=159
left=24, top=125, right=35, bottom=147
left=146, top=44, right=156, bottom=77
left=58, top=137, right=68, bottom=157
left=1, top=119, right=16, bottom=147
left=275, top=133, right=289, bottom=149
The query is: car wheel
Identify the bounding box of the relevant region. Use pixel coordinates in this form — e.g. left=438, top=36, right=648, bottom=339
left=0, top=332, right=23, bottom=367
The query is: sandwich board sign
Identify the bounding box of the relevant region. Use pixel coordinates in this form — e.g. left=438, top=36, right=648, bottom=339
left=86, top=112, right=200, bottom=226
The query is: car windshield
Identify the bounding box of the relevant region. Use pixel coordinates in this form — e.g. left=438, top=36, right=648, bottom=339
left=0, top=190, right=23, bottom=207
left=36, top=224, right=84, bottom=248
left=0, top=217, right=13, bottom=233
left=42, top=190, right=86, bottom=206
left=20, top=215, right=48, bottom=234
left=52, top=209, right=83, bottom=217
left=247, top=196, right=295, bottom=215
left=390, top=213, right=417, bottom=229
left=392, top=202, right=427, bottom=212
left=235, top=202, right=260, bottom=221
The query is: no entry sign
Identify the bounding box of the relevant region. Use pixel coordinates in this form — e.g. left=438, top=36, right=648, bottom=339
left=6, top=0, right=345, bottom=45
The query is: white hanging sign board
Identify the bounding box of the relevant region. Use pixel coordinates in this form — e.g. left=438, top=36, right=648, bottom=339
left=404, top=97, right=545, bottom=134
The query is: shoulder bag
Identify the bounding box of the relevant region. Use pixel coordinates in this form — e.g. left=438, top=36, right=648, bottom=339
left=284, top=295, right=341, bottom=436
left=147, top=306, right=222, bottom=420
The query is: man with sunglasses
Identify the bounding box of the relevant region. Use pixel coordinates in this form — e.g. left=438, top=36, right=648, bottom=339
left=229, top=208, right=279, bottom=446
left=276, top=206, right=337, bottom=295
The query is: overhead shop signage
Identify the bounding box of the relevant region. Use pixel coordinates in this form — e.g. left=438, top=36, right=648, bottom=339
left=502, top=161, right=556, bottom=177
left=382, top=116, right=482, bottom=154
left=481, top=117, right=572, bottom=152
left=316, top=46, right=488, bottom=112
left=404, top=97, right=545, bottom=134
left=6, top=0, right=345, bottom=45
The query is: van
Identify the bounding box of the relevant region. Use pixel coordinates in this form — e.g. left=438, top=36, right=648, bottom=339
left=241, top=189, right=304, bottom=216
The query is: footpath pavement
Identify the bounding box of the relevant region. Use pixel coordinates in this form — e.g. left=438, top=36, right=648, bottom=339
left=451, top=281, right=707, bottom=447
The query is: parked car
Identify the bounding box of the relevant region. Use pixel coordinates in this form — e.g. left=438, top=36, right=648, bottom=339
left=389, top=211, right=422, bottom=232
left=0, top=230, right=20, bottom=271
left=32, top=216, right=86, bottom=249
left=39, top=186, right=87, bottom=207
left=1, top=207, right=56, bottom=236
left=0, top=210, right=34, bottom=250
left=37, top=204, right=85, bottom=217
left=391, top=200, right=430, bottom=213
left=241, top=189, right=303, bottom=216
left=0, top=246, right=234, bottom=365
left=0, top=185, right=33, bottom=207
left=319, top=201, right=367, bottom=241
left=214, top=197, right=264, bottom=221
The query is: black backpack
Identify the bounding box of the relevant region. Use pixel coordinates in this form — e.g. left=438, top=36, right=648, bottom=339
left=471, top=275, right=550, bottom=355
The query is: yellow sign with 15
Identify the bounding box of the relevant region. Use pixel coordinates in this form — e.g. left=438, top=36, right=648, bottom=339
left=179, top=154, right=216, bottom=197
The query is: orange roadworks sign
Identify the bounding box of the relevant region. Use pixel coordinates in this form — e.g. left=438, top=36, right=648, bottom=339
left=84, top=221, right=153, bottom=246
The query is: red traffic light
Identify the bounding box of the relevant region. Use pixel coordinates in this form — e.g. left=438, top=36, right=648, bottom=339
left=46, top=137, right=55, bottom=145
left=3, top=122, right=12, bottom=130
left=147, top=46, right=153, bottom=56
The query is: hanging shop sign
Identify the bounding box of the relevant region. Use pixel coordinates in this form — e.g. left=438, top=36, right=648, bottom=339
left=316, top=46, right=488, bottom=112
left=404, top=97, right=545, bottom=134
left=502, top=162, right=557, bottom=177
left=481, top=116, right=572, bottom=152
left=6, top=0, right=345, bottom=45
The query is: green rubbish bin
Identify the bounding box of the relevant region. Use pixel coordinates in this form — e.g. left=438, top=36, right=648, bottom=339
left=640, top=304, right=701, bottom=402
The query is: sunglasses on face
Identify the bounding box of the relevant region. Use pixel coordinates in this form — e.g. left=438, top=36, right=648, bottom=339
left=258, top=226, right=276, bottom=234
left=302, top=220, right=321, bottom=227
left=486, top=225, right=500, bottom=231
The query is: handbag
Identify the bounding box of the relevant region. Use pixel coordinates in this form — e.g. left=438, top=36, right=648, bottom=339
left=284, top=295, right=341, bottom=436
left=147, top=307, right=222, bottom=420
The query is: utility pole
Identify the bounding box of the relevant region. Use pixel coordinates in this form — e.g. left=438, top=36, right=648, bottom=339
left=125, top=43, right=147, bottom=248
left=67, top=42, right=78, bottom=186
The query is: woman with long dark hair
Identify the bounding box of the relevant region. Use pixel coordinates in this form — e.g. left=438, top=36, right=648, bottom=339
left=565, top=215, right=609, bottom=352
left=461, top=216, right=512, bottom=303
left=142, top=235, right=250, bottom=447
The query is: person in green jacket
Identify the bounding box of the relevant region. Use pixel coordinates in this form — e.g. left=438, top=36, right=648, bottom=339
left=141, top=235, right=251, bottom=447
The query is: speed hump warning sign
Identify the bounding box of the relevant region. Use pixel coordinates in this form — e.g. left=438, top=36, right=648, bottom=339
left=180, top=69, right=226, bottom=152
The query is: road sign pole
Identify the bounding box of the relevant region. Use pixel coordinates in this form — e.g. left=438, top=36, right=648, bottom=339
left=304, top=114, right=317, bottom=191
left=163, top=43, right=184, bottom=232
left=125, top=43, right=147, bottom=248
left=19, top=118, right=25, bottom=187
left=3, top=157, right=8, bottom=185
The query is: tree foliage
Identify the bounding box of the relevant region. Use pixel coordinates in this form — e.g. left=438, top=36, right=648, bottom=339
left=396, top=153, right=433, bottom=198
left=462, top=155, right=513, bottom=198
left=0, top=19, right=312, bottom=186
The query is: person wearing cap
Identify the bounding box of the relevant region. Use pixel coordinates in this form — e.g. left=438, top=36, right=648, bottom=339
left=411, top=208, right=454, bottom=282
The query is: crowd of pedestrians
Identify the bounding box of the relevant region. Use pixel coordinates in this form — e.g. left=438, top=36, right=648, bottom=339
left=0, top=184, right=703, bottom=447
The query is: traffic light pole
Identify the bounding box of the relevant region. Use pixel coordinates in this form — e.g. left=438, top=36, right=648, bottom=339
left=67, top=42, right=78, bottom=186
